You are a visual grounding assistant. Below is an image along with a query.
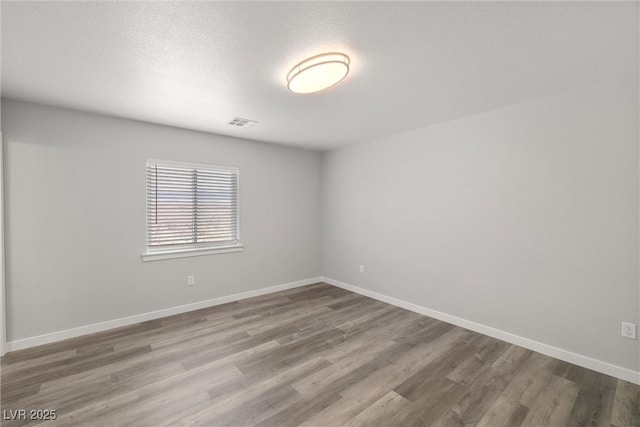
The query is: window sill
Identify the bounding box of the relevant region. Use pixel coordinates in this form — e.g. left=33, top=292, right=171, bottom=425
left=141, top=244, right=243, bottom=262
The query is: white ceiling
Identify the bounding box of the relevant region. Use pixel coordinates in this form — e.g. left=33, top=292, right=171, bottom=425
left=1, top=1, right=637, bottom=151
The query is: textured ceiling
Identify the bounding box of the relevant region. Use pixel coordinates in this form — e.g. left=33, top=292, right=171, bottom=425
left=1, top=1, right=638, bottom=150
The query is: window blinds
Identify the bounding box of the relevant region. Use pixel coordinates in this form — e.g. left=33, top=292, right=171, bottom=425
left=146, top=161, right=239, bottom=249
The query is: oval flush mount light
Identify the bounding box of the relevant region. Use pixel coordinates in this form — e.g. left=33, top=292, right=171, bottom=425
left=287, top=52, right=350, bottom=94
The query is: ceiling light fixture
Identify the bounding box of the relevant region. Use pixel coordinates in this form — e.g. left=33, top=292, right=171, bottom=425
left=286, top=52, right=350, bottom=94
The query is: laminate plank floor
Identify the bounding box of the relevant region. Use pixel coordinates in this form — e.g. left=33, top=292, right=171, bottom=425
left=1, top=283, right=638, bottom=426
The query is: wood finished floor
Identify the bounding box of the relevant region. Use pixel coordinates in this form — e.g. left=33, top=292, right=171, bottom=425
left=1, top=283, right=638, bottom=427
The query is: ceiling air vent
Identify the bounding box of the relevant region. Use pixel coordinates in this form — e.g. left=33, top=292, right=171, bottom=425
left=228, top=117, right=257, bottom=128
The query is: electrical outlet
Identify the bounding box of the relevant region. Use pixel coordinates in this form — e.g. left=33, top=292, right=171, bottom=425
left=621, top=322, right=636, bottom=339
left=359, top=265, right=365, bottom=273
left=187, top=275, right=195, bottom=286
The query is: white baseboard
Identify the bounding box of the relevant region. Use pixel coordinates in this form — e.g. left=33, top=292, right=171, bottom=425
left=321, top=276, right=640, bottom=385
left=6, top=277, right=322, bottom=353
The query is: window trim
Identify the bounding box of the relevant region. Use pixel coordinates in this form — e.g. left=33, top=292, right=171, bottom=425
left=141, top=159, right=242, bottom=262
left=141, top=244, right=243, bottom=262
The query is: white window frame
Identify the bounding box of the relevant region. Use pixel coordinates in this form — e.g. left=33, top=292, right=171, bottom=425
left=142, top=159, right=243, bottom=262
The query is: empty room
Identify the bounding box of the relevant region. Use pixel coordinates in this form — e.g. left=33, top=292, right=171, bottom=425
left=0, top=1, right=638, bottom=426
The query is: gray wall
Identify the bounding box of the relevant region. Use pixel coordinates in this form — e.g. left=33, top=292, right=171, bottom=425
left=321, top=79, right=639, bottom=372
left=2, top=99, right=321, bottom=341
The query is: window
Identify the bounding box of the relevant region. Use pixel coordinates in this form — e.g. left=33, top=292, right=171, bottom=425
left=142, top=160, right=241, bottom=261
